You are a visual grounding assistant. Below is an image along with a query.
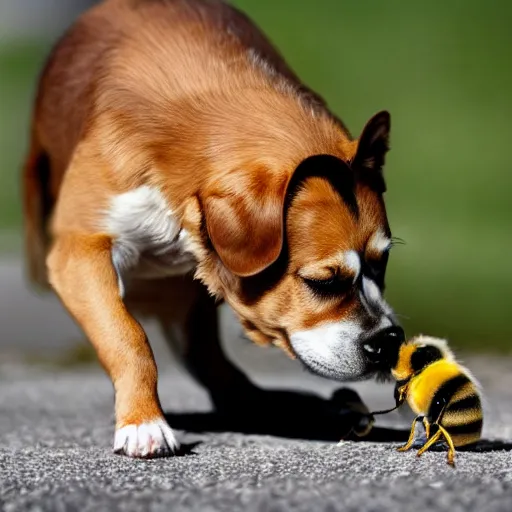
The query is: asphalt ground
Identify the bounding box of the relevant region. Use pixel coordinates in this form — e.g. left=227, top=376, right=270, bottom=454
left=1, top=258, right=511, bottom=511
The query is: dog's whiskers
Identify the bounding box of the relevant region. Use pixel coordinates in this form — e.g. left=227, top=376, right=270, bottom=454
left=390, top=236, right=406, bottom=247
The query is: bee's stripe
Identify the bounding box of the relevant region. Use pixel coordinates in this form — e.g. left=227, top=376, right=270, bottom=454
left=442, top=407, right=483, bottom=428
left=450, top=382, right=476, bottom=404
left=446, top=394, right=481, bottom=413
left=451, top=432, right=481, bottom=447
left=428, top=374, right=470, bottom=422
left=445, top=418, right=483, bottom=436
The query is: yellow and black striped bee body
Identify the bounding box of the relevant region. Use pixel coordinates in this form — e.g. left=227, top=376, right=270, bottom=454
left=390, top=336, right=483, bottom=466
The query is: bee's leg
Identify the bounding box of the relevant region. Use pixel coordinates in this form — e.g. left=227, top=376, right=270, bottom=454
left=416, top=427, right=442, bottom=458
left=437, top=425, right=456, bottom=467
left=397, top=416, right=423, bottom=452
left=410, top=416, right=430, bottom=449
left=422, top=417, right=431, bottom=439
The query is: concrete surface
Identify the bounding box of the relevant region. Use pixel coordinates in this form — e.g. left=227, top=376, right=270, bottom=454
left=1, top=257, right=512, bottom=511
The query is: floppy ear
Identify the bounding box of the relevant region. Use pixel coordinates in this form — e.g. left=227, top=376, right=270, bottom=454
left=203, top=155, right=357, bottom=277
left=352, top=110, right=390, bottom=192
left=202, top=171, right=287, bottom=277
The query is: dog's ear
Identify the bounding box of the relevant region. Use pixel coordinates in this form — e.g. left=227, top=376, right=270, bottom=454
left=352, top=111, right=390, bottom=192
left=203, top=169, right=287, bottom=277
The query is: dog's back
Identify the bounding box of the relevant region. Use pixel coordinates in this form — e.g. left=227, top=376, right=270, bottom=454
left=23, top=0, right=337, bottom=287
left=23, top=0, right=339, bottom=286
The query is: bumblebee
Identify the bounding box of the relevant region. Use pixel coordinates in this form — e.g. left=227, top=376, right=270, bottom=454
left=373, top=335, right=483, bottom=466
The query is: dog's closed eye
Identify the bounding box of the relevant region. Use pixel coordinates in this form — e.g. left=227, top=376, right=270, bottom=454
left=301, top=275, right=354, bottom=298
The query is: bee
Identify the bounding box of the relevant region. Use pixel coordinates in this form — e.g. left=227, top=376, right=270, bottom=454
left=371, top=335, right=483, bottom=466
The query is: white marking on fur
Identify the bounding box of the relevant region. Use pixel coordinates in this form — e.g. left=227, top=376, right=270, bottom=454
left=290, top=320, right=367, bottom=380
left=114, top=419, right=179, bottom=458
left=361, top=277, right=393, bottom=317
left=373, top=315, right=393, bottom=330
left=104, top=186, right=196, bottom=295
left=343, top=250, right=361, bottom=281
left=368, top=229, right=391, bottom=254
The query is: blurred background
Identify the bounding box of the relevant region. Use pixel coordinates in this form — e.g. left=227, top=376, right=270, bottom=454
left=0, top=0, right=511, bottom=370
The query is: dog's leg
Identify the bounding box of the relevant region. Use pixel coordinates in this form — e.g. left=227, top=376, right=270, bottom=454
left=159, top=279, right=253, bottom=409
left=47, top=233, right=178, bottom=458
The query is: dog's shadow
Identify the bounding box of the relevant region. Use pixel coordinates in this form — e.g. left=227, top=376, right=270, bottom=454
left=165, top=386, right=408, bottom=444
left=165, top=386, right=512, bottom=453
left=164, top=410, right=410, bottom=444
left=165, top=412, right=512, bottom=453
left=458, top=439, right=512, bottom=453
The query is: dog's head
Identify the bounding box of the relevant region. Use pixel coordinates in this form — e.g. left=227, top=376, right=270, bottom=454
left=199, top=111, right=404, bottom=381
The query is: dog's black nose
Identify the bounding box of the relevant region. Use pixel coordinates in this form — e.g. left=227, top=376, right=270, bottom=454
left=363, top=326, right=405, bottom=369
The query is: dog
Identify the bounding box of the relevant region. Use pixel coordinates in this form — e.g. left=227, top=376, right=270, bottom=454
left=22, top=0, right=405, bottom=458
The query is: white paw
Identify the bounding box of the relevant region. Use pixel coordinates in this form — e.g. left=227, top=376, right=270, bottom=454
left=113, top=419, right=179, bottom=458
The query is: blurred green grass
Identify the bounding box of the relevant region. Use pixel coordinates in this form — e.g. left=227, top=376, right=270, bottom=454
left=1, top=1, right=511, bottom=351
left=0, top=41, right=50, bottom=231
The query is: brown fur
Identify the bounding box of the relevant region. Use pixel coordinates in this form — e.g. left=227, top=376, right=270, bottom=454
left=23, top=0, right=392, bottom=455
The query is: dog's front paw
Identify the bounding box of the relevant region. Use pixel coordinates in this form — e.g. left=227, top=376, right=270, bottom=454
left=113, top=418, right=179, bottom=458
left=330, top=388, right=374, bottom=438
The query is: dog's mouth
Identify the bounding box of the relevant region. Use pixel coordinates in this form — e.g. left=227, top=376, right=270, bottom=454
left=291, top=344, right=375, bottom=382
left=295, top=353, right=392, bottom=384
left=240, top=311, right=403, bottom=382
left=289, top=323, right=403, bottom=382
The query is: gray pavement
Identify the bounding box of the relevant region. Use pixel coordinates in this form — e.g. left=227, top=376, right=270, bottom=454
left=1, top=257, right=512, bottom=511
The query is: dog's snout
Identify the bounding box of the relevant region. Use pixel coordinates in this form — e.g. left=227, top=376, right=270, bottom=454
left=363, top=326, right=405, bottom=369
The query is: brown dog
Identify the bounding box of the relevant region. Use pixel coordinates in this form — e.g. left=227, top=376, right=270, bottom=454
left=23, top=0, right=404, bottom=457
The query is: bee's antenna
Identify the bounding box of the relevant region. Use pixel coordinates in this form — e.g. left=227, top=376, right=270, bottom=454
left=369, top=404, right=400, bottom=416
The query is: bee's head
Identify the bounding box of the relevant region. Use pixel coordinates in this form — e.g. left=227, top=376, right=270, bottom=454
left=391, top=335, right=454, bottom=381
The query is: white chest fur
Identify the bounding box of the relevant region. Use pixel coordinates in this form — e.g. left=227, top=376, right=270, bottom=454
left=104, top=186, right=196, bottom=296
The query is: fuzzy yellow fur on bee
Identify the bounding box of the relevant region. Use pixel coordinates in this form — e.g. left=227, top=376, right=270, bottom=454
left=373, top=335, right=483, bottom=466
